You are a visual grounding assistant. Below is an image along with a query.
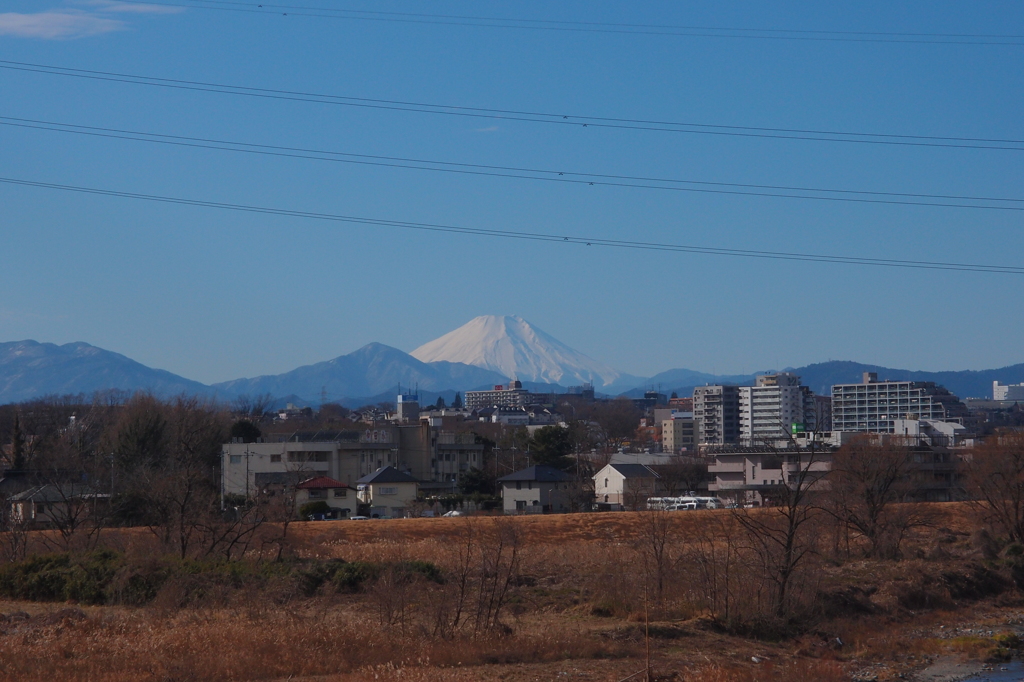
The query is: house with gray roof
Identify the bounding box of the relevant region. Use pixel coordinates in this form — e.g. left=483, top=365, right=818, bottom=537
left=356, top=466, right=419, bottom=518
left=497, top=465, right=573, bottom=515
left=593, top=463, right=660, bottom=510
left=8, top=484, right=107, bottom=529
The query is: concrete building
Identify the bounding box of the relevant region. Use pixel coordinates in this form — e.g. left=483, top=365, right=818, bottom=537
left=693, top=385, right=740, bottom=445
left=221, top=424, right=483, bottom=499
left=994, top=381, right=1024, bottom=401
left=593, top=463, right=660, bottom=510
left=465, top=380, right=532, bottom=410
left=661, top=412, right=696, bottom=453
left=739, top=373, right=818, bottom=444
left=831, top=373, right=968, bottom=433
left=892, top=419, right=973, bottom=447
left=395, top=391, right=420, bottom=423
left=356, top=466, right=419, bottom=518
left=431, top=431, right=484, bottom=482
left=497, top=465, right=573, bottom=514
left=707, top=446, right=832, bottom=506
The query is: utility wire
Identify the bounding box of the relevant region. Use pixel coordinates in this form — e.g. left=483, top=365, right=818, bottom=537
left=3, top=59, right=1022, bottom=151
left=115, top=0, right=1024, bottom=46
left=3, top=115, right=1022, bottom=211
left=1, top=176, right=1020, bottom=275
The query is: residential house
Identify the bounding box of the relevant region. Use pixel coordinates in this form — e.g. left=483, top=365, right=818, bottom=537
left=497, top=465, right=573, bottom=514
left=593, top=463, right=660, bottom=510
left=8, top=484, right=107, bottom=529
left=295, top=476, right=358, bottom=519
left=356, top=466, right=419, bottom=518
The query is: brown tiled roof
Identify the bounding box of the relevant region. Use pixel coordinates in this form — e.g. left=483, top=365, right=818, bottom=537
left=296, top=476, right=350, bottom=489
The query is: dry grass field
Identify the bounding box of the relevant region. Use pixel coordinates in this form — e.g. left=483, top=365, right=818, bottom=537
left=0, top=504, right=1018, bottom=682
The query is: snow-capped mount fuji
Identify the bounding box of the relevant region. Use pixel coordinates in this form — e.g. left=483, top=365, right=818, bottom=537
left=410, top=315, right=623, bottom=388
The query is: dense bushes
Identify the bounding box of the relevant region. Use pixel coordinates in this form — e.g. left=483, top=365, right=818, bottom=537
left=0, top=550, right=122, bottom=604
left=0, top=551, right=441, bottom=606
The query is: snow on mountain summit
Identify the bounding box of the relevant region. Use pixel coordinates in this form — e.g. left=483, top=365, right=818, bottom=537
left=410, top=315, right=621, bottom=387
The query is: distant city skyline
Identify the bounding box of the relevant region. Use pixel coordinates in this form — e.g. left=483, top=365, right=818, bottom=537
left=2, top=1, right=1021, bottom=383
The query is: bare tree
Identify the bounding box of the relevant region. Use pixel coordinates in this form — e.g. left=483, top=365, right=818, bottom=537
left=143, top=397, right=227, bottom=559
left=430, top=520, right=477, bottom=638
left=689, top=514, right=742, bottom=623
left=232, top=394, right=275, bottom=422
left=732, top=441, right=828, bottom=619
left=634, top=510, right=672, bottom=602
left=964, top=430, right=1024, bottom=543
left=654, top=455, right=708, bottom=496
left=474, top=517, right=522, bottom=633
left=828, top=436, right=923, bottom=559
left=586, top=398, right=641, bottom=454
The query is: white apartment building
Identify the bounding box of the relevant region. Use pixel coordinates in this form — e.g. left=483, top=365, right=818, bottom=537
left=465, top=380, right=532, bottom=410
left=739, top=373, right=817, bottom=444
left=693, top=385, right=740, bottom=445
left=994, top=381, right=1024, bottom=401
left=831, top=373, right=968, bottom=433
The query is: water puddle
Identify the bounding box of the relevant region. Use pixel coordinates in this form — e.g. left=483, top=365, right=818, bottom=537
left=969, top=660, right=1024, bottom=681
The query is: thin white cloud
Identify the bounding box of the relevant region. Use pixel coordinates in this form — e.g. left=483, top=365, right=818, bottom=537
left=0, top=11, right=124, bottom=39
left=81, top=0, right=184, bottom=14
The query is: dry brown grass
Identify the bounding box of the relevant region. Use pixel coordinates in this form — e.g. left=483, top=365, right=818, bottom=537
left=0, top=603, right=639, bottom=682
left=0, top=502, right=1007, bottom=681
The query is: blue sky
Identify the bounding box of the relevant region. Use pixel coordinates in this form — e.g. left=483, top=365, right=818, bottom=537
left=1, top=1, right=1022, bottom=383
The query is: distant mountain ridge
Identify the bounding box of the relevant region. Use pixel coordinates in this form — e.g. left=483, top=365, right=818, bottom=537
left=621, top=361, right=1024, bottom=402
left=1, top=337, right=1022, bottom=406
left=0, top=340, right=213, bottom=403
left=211, top=342, right=508, bottom=404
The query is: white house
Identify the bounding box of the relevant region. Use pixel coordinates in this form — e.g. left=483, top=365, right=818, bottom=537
left=593, top=463, right=660, bottom=510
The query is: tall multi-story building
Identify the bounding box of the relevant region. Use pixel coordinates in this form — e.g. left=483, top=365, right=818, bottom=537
left=661, top=412, right=696, bottom=453
left=693, top=385, right=740, bottom=445
left=465, top=380, right=531, bottom=410
left=831, top=372, right=968, bottom=433
left=739, top=372, right=818, bottom=444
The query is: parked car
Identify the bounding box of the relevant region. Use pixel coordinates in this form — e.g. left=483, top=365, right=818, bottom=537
left=442, top=510, right=465, bottom=517
left=350, top=515, right=369, bottom=520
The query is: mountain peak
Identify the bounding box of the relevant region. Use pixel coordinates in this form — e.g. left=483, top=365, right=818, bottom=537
left=410, top=315, right=621, bottom=387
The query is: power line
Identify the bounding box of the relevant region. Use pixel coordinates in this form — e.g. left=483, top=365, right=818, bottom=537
left=1, top=175, right=1020, bottom=275
left=115, top=0, right=1024, bottom=46
left=4, top=114, right=1022, bottom=211
left=3, top=59, right=1022, bottom=151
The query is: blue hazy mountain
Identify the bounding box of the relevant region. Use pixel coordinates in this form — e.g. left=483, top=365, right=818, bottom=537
left=0, top=340, right=213, bottom=403
left=211, top=342, right=508, bottom=404
left=3, top=339, right=1023, bottom=407
left=621, top=361, right=1024, bottom=401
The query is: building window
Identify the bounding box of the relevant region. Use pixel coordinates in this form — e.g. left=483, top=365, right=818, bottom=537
left=229, top=455, right=241, bottom=464
left=333, top=489, right=347, bottom=498
left=271, top=454, right=281, bottom=463
left=379, top=487, right=398, bottom=495
left=516, top=481, right=521, bottom=490
left=308, top=489, right=326, bottom=499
